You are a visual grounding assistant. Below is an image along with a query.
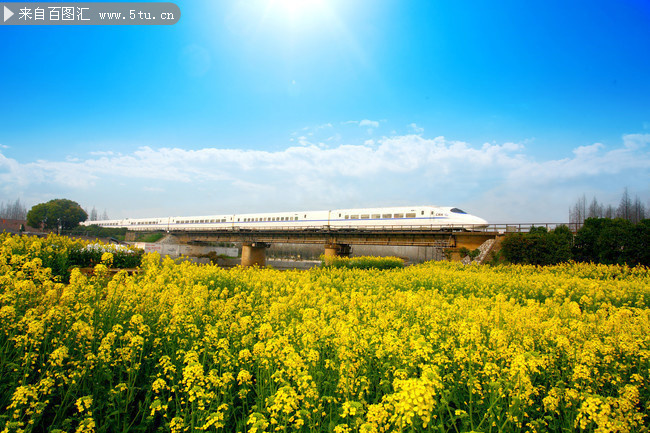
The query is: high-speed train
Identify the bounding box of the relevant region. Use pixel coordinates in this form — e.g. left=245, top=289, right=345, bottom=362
left=81, top=206, right=488, bottom=231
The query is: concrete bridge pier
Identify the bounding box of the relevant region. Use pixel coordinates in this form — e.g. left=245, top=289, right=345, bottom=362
left=241, top=242, right=270, bottom=267
left=324, top=243, right=351, bottom=259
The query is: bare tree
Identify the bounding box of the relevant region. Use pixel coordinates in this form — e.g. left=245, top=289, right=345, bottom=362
left=101, top=209, right=109, bottom=220
left=90, top=207, right=98, bottom=221
left=569, top=194, right=587, bottom=224
left=631, top=196, right=646, bottom=224
left=616, top=187, right=632, bottom=220
left=587, top=197, right=603, bottom=219
left=0, top=199, right=27, bottom=219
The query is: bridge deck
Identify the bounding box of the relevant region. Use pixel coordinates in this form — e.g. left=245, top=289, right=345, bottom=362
left=168, top=227, right=499, bottom=248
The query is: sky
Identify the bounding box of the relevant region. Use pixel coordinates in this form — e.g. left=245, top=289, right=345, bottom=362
left=1, top=0, right=649, bottom=222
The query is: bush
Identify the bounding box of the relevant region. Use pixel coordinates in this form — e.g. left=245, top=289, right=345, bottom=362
left=321, top=255, right=404, bottom=270
left=573, top=218, right=649, bottom=266
left=68, top=224, right=128, bottom=241
left=501, top=225, right=573, bottom=266
left=68, top=243, right=143, bottom=269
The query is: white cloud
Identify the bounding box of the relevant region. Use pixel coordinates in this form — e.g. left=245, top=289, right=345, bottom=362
left=359, top=119, right=379, bottom=128
left=342, top=119, right=380, bottom=129
left=408, top=123, right=424, bottom=134
left=1, top=133, right=648, bottom=221
left=572, top=143, right=604, bottom=157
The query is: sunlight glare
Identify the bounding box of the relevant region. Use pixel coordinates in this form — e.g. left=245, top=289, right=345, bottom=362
left=268, top=0, right=327, bottom=23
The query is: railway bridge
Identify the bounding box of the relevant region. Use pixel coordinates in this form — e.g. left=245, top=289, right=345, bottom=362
left=125, top=223, right=575, bottom=266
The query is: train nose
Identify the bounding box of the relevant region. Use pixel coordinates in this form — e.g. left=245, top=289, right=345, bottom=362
left=472, top=216, right=489, bottom=228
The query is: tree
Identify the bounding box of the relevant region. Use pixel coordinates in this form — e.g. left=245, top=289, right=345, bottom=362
left=569, top=195, right=587, bottom=225
left=587, top=197, right=603, bottom=219
left=573, top=217, right=648, bottom=266
left=90, top=207, right=98, bottom=221
left=501, top=225, right=573, bottom=265
left=26, top=199, right=88, bottom=230
left=101, top=209, right=109, bottom=220
left=616, top=187, right=632, bottom=220
left=0, top=198, right=27, bottom=220
left=631, top=196, right=646, bottom=224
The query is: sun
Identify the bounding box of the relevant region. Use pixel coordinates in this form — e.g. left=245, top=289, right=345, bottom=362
left=269, top=0, right=324, bottom=14
left=266, top=0, right=327, bottom=24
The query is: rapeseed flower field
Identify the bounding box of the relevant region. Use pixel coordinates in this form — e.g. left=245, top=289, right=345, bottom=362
left=1, top=233, right=649, bottom=433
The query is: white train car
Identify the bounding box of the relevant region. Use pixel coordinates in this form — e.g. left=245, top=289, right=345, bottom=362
left=170, top=214, right=234, bottom=231
left=81, top=205, right=488, bottom=231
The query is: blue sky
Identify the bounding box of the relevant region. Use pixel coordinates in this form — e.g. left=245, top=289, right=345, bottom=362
left=1, top=0, right=649, bottom=221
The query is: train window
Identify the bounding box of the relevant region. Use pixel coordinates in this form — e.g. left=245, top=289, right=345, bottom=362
left=345, top=215, right=349, bottom=219
left=450, top=208, right=467, bottom=214
left=406, top=213, right=416, bottom=218
left=221, top=219, right=226, bottom=223
left=382, top=214, right=391, bottom=218
left=361, top=214, right=369, bottom=219
left=421, top=211, right=424, bottom=215
left=372, top=214, right=380, bottom=219
left=394, top=213, right=404, bottom=218
left=339, top=213, right=341, bottom=217
left=350, top=215, right=359, bottom=219
left=304, top=214, right=307, bottom=218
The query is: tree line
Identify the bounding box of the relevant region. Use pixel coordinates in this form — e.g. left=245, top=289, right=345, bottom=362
left=501, top=218, right=650, bottom=266
left=0, top=199, right=27, bottom=220
left=0, top=197, right=110, bottom=227
left=570, top=187, right=647, bottom=224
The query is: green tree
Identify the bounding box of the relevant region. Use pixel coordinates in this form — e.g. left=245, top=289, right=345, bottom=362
left=501, top=225, right=574, bottom=266
left=573, top=218, right=649, bottom=266
left=26, top=199, right=88, bottom=230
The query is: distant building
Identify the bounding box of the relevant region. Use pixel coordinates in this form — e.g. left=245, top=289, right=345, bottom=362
left=0, top=219, right=27, bottom=233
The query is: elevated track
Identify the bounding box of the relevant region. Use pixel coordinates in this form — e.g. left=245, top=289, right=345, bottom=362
left=124, top=223, right=577, bottom=266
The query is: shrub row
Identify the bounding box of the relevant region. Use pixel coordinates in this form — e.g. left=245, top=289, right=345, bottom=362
left=501, top=218, right=650, bottom=266
left=321, top=255, right=405, bottom=269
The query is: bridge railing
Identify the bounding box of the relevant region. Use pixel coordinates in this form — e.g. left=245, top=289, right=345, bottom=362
left=165, top=223, right=581, bottom=233
left=478, top=223, right=582, bottom=233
